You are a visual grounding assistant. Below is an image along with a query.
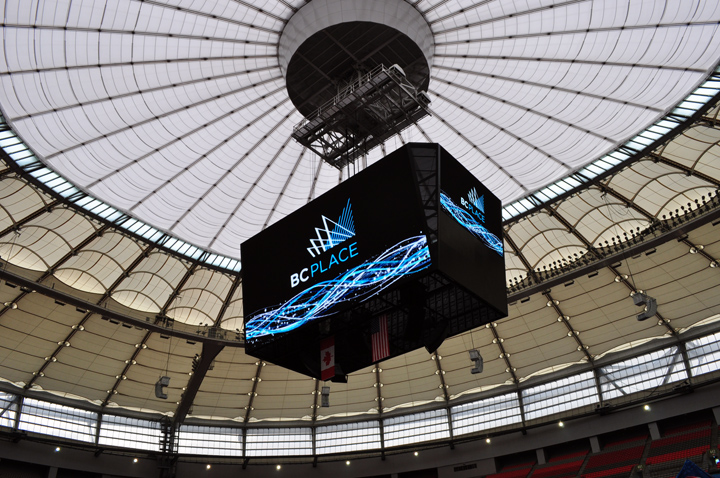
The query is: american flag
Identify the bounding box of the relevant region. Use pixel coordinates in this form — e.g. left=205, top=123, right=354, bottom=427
left=371, top=314, right=390, bottom=362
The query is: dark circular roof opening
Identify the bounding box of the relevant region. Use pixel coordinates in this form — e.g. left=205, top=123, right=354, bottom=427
left=286, top=21, right=430, bottom=119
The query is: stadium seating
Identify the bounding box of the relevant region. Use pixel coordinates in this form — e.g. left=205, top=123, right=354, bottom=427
left=531, top=459, right=585, bottom=478
left=486, top=465, right=534, bottom=478
left=583, top=444, right=645, bottom=474
left=643, top=424, right=712, bottom=478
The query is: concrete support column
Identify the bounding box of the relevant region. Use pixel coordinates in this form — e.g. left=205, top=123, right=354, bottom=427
left=590, top=436, right=601, bottom=453
left=47, top=467, right=58, bottom=478
left=712, top=406, right=720, bottom=425
left=536, top=448, right=546, bottom=465
left=648, top=422, right=661, bottom=440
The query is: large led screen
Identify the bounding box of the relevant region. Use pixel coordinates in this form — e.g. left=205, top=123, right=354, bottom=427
left=241, top=148, right=431, bottom=353
left=242, top=144, right=507, bottom=379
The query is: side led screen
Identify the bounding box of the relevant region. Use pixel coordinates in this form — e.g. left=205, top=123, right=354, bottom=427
left=437, top=150, right=507, bottom=315
left=241, top=149, right=431, bottom=352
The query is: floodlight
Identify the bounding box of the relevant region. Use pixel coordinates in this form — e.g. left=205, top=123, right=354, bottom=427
left=469, top=349, right=483, bottom=374
left=631, top=292, right=657, bottom=321
left=155, top=376, right=170, bottom=399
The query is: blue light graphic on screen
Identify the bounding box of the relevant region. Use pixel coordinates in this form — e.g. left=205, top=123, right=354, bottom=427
left=307, top=199, right=356, bottom=257
left=245, top=235, right=431, bottom=340
left=440, top=191, right=503, bottom=256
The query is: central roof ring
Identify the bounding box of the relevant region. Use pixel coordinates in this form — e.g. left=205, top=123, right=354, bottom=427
left=279, top=0, right=434, bottom=118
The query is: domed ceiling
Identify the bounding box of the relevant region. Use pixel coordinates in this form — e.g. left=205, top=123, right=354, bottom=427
left=1, top=0, right=719, bottom=258
left=1, top=0, right=720, bottom=432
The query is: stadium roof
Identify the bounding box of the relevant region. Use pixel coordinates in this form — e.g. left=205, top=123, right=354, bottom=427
left=1, top=0, right=720, bottom=452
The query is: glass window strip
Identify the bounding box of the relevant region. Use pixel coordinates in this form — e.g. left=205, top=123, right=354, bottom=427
left=11, top=151, right=35, bottom=162
left=177, top=425, right=243, bottom=456
left=3, top=143, right=29, bottom=155
left=672, top=107, right=697, bottom=117
left=315, top=421, right=382, bottom=454
left=599, top=346, right=688, bottom=401
left=18, top=398, right=97, bottom=443
left=677, top=100, right=705, bottom=111
left=0, top=392, right=18, bottom=428
left=383, top=409, right=450, bottom=448
left=451, top=392, right=522, bottom=437
left=245, top=427, right=313, bottom=456
left=98, top=415, right=162, bottom=452
left=521, top=372, right=599, bottom=421
left=686, top=331, right=720, bottom=377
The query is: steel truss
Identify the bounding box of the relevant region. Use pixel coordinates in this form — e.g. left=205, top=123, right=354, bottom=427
left=292, top=64, right=431, bottom=169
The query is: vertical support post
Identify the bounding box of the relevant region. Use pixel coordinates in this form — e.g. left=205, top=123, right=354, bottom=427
left=446, top=406, right=455, bottom=450
left=593, top=367, right=604, bottom=407
left=536, top=448, right=547, bottom=465
left=13, top=395, right=22, bottom=431
left=517, top=388, right=528, bottom=433
left=379, top=417, right=386, bottom=461
left=242, top=427, right=247, bottom=460
left=712, top=406, right=720, bottom=425
left=678, top=341, right=693, bottom=384
left=95, top=412, right=102, bottom=445
left=648, top=422, right=661, bottom=440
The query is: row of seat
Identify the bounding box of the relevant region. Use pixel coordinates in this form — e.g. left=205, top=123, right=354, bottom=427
left=486, top=422, right=714, bottom=478
left=584, top=444, right=645, bottom=472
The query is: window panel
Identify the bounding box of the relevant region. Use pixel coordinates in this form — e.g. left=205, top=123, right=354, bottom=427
left=384, top=409, right=450, bottom=448
left=0, top=392, right=18, bottom=428
left=177, top=425, right=243, bottom=456
left=451, top=392, right=522, bottom=436
left=599, top=346, right=688, bottom=401
left=686, top=332, right=720, bottom=377
left=98, top=415, right=161, bottom=451
left=245, top=427, right=312, bottom=456
left=522, top=371, right=599, bottom=421
left=19, top=398, right=97, bottom=443
left=316, top=421, right=381, bottom=454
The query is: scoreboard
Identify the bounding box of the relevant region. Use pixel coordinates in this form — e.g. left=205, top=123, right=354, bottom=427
left=241, top=144, right=507, bottom=380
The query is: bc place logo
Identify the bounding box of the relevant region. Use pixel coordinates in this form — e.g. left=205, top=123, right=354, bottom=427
left=291, top=199, right=359, bottom=288
left=307, top=199, right=356, bottom=257
left=440, top=189, right=503, bottom=256
left=460, top=187, right=485, bottom=223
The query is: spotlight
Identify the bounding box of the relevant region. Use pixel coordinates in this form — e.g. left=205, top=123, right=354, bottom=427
left=486, top=438, right=491, bottom=444
left=55, top=447, right=61, bottom=452
left=346, top=460, right=351, bottom=465
left=133, top=458, right=138, bottom=463
left=644, top=404, right=651, bottom=411
left=206, top=464, right=211, bottom=470
left=321, top=386, right=330, bottom=408
left=414, top=451, right=419, bottom=456
left=631, top=292, right=657, bottom=321
left=558, top=421, right=564, bottom=427
left=469, top=349, right=483, bottom=374
left=276, top=464, right=282, bottom=470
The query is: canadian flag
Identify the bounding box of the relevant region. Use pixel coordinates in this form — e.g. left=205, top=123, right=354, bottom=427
left=320, top=336, right=335, bottom=381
